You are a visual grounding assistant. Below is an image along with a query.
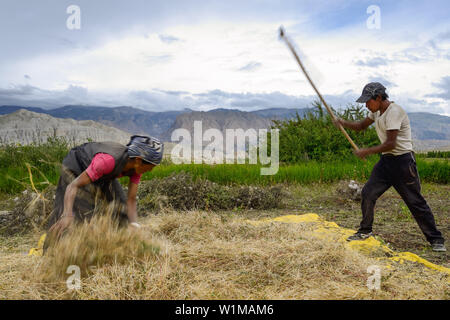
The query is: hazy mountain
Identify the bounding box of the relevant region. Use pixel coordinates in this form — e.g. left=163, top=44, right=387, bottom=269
left=0, top=109, right=131, bottom=145
left=46, top=105, right=187, bottom=138
left=0, top=105, right=46, bottom=115
left=0, top=105, right=186, bottom=139
left=408, top=112, right=450, bottom=140
left=162, top=108, right=274, bottom=141
left=0, top=105, right=310, bottom=140
left=251, top=107, right=312, bottom=119
left=412, top=140, right=450, bottom=152
left=1, top=106, right=449, bottom=148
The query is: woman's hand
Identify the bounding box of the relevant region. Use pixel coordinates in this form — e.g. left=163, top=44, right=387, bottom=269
left=49, top=214, right=74, bottom=238
left=129, top=222, right=141, bottom=230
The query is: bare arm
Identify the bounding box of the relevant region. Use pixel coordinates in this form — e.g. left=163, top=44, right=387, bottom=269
left=49, top=171, right=92, bottom=237
left=126, top=180, right=139, bottom=224
left=354, top=130, right=398, bottom=159
left=336, top=117, right=374, bottom=132
left=62, top=171, right=92, bottom=217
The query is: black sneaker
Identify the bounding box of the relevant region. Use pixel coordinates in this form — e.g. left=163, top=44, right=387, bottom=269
left=347, top=232, right=373, bottom=241
left=431, top=243, right=447, bottom=252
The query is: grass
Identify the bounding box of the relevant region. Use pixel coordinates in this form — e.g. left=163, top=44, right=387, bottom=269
left=1, top=142, right=448, bottom=195
left=41, top=212, right=166, bottom=284
left=0, top=210, right=448, bottom=300
left=139, top=157, right=449, bottom=185
left=0, top=176, right=448, bottom=300
left=0, top=139, right=67, bottom=194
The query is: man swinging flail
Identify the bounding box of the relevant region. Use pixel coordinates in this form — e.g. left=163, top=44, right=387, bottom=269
left=334, top=82, right=446, bottom=252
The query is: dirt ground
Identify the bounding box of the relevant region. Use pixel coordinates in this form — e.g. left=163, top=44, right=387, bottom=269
left=204, top=182, right=449, bottom=267
left=280, top=182, right=449, bottom=268
left=0, top=181, right=448, bottom=267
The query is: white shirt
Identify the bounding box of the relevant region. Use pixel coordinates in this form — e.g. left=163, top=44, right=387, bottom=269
left=368, top=102, right=413, bottom=155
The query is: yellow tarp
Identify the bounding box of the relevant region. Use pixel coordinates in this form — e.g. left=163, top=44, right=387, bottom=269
left=247, top=213, right=450, bottom=276
left=28, top=233, right=46, bottom=257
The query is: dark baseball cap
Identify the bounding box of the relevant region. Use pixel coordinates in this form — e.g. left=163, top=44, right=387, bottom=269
left=356, top=82, right=388, bottom=103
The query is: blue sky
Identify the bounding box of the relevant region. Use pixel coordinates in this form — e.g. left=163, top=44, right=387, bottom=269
left=0, top=0, right=449, bottom=115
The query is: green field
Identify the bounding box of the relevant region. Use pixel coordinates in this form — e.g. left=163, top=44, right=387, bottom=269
left=1, top=141, right=449, bottom=194
left=140, top=157, right=449, bottom=185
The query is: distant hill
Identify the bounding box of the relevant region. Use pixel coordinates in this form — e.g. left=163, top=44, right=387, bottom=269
left=47, top=105, right=187, bottom=138
left=0, top=109, right=131, bottom=145
left=0, top=105, right=46, bottom=115
left=408, top=112, right=450, bottom=140
left=412, top=140, right=450, bottom=152
left=162, top=109, right=275, bottom=141
left=252, top=107, right=312, bottom=119
left=0, top=105, right=186, bottom=139
left=0, top=105, right=311, bottom=141
left=1, top=106, right=449, bottom=149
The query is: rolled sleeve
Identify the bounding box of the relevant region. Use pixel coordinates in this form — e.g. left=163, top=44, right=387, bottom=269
left=129, top=173, right=142, bottom=185
left=86, top=153, right=116, bottom=182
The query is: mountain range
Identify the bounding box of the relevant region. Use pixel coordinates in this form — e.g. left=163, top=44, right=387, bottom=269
left=0, top=109, right=130, bottom=146
left=0, top=105, right=311, bottom=140
left=1, top=105, right=449, bottom=151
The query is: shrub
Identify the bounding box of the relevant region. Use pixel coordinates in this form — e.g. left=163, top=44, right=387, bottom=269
left=137, top=172, right=285, bottom=213
left=0, top=185, right=56, bottom=236
left=268, top=101, right=379, bottom=162
left=425, top=151, right=450, bottom=159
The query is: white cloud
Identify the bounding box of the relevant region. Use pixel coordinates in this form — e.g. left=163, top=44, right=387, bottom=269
left=0, top=16, right=449, bottom=115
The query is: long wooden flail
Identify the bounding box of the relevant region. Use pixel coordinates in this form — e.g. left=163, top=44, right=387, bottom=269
left=279, top=27, right=359, bottom=151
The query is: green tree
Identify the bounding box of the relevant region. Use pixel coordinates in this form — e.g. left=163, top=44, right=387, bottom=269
left=269, top=101, right=379, bottom=162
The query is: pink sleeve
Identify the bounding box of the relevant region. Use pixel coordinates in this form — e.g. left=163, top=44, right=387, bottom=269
left=85, top=153, right=116, bottom=182
left=129, top=173, right=142, bottom=185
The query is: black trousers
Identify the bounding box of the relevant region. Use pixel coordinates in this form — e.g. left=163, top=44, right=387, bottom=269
left=359, top=152, right=445, bottom=244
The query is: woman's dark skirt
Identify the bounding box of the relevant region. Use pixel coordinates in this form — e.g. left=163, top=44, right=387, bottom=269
left=44, top=166, right=128, bottom=251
